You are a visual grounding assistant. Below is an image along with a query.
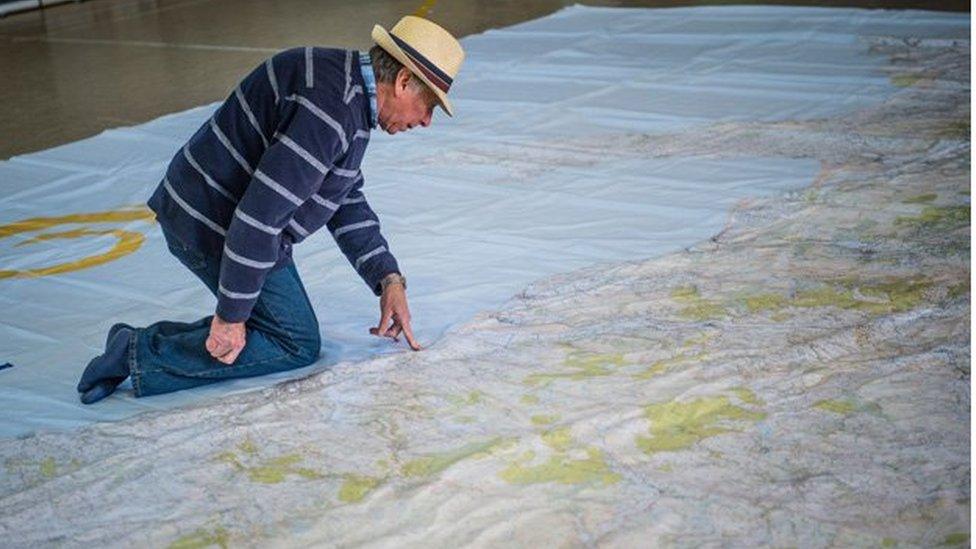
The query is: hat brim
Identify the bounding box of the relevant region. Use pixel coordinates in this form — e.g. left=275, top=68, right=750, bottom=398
left=372, top=24, right=455, bottom=117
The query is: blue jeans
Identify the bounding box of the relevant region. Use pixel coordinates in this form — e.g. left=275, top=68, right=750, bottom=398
left=128, top=227, right=321, bottom=397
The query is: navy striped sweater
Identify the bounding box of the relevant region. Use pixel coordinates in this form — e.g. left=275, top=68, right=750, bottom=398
left=148, top=47, right=400, bottom=323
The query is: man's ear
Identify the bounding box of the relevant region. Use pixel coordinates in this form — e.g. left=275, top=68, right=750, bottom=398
left=395, top=68, right=412, bottom=95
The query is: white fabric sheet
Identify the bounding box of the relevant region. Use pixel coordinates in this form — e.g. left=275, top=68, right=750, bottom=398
left=0, top=5, right=966, bottom=438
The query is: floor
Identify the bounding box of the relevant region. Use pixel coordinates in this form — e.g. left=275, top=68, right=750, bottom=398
left=0, top=0, right=968, bottom=160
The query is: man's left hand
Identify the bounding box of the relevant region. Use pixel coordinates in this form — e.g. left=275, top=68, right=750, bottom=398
left=370, top=276, right=421, bottom=351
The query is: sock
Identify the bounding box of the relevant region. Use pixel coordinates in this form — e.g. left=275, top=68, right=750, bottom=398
left=80, top=380, right=120, bottom=405
left=77, top=328, right=132, bottom=396
left=106, top=322, right=134, bottom=349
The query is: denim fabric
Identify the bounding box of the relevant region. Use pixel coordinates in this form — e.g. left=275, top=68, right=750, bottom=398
left=128, top=227, right=321, bottom=397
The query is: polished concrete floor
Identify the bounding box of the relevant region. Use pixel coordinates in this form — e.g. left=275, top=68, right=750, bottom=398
left=0, top=0, right=968, bottom=160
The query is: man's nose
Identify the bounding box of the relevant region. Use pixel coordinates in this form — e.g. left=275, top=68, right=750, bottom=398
left=420, top=111, right=432, bottom=127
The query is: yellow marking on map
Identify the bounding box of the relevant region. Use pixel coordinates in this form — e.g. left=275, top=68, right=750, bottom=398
left=0, top=207, right=155, bottom=279
left=168, top=526, right=230, bottom=549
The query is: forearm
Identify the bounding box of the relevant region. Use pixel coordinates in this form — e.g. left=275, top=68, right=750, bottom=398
left=327, top=189, right=400, bottom=295
left=216, top=222, right=280, bottom=322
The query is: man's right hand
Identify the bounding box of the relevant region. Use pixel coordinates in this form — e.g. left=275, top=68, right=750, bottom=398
left=206, top=315, right=247, bottom=364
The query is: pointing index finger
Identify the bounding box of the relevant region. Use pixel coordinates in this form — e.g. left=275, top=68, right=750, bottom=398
left=399, top=317, right=421, bottom=351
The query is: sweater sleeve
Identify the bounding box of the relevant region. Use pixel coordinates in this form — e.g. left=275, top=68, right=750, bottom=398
left=215, top=98, right=350, bottom=322
left=326, top=175, right=401, bottom=296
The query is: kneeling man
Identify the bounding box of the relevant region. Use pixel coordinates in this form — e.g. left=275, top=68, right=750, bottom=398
left=77, top=16, right=465, bottom=403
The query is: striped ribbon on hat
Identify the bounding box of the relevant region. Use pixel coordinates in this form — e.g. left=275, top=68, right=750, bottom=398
left=389, top=33, right=453, bottom=93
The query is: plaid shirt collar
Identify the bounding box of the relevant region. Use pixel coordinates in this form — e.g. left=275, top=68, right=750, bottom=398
left=359, top=52, right=378, bottom=129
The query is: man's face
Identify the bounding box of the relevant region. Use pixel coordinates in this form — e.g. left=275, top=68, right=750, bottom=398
left=379, top=70, right=438, bottom=135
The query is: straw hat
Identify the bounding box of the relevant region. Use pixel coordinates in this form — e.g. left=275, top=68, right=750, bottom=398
left=372, top=16, right=465, bottom=116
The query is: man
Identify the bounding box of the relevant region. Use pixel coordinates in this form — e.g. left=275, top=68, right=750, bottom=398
left=76, top=16, right=465, bottom=404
